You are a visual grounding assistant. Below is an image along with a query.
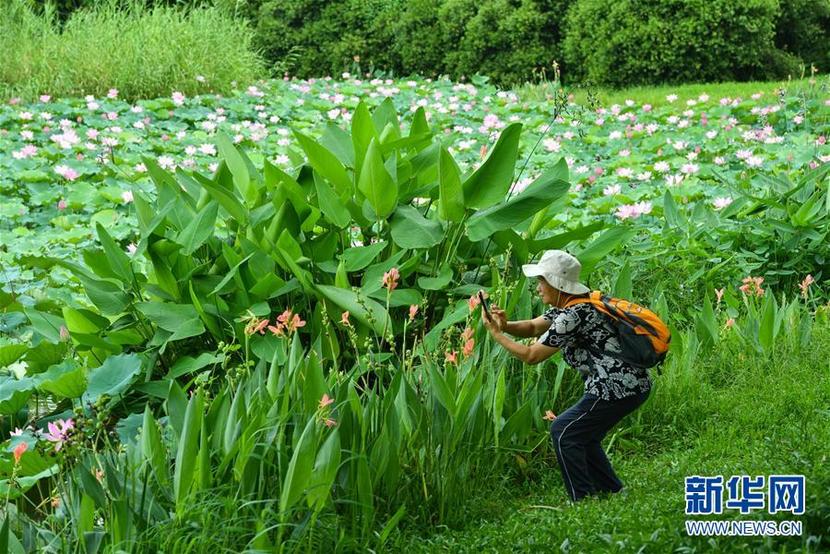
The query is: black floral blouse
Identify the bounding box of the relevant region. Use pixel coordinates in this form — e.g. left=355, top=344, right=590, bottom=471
left=537, top=303, right=652, bottom=401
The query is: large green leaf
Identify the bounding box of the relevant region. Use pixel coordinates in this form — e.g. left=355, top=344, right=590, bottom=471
left=199, top=176, right=248, bottom=225
left=174, top=391, right=203, bottom=512
left=461, top=123, right=522, bottom=209
left=83, top=353, right=142, bottom=405
left=95, top=223, right=133, bottom=284
left=136, top=302, right=205, bottom=342
left=577, top=227, right=637, bottom=276
left=358, top=138, right=397, bottom=220
left=280, top=417, right=318, bottom=517
left=528, top=222, right=605, bottom=254
left=417, top=264, right=454, bottom=290
left=0, top=344, right=27, bottom=368
left=177, top=201, right=218, bottom=255
left=352, top=102, right=378, bottom=180
left=216, top=132, right=255, bottom=205
left=438, top=146, right=465, bottom=222
left=390, top=204, right=443, bottom=249
left=35, top=360, right=87, bottom=398
left=142, top=405, right=169, bottom=487
left=466, top=158, right=570, bottom=242
left=24, top=308, right=64, bottom=344
left=316, top=285, right=390, bottom=336
left=313, top=171, right=351, bottom=228
left=0, top=377, right=35, bottom=415
left=294, top=131, right=352, bottom=195
left=342, top=241, right=387, bottom=272
left=306, top=430, right=341, bottom=511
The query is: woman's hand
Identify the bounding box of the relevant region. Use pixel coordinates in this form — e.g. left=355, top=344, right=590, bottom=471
left=482, top=305, right=507, bottom=334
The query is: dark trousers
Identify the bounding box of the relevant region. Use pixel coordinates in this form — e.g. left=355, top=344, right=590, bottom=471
left=550, top=389, right=650, bottom=502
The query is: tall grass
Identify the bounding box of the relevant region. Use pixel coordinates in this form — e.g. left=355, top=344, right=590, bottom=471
left=0, top=0, right=265, bottom=102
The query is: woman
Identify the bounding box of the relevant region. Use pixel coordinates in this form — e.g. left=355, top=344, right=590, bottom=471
left=481, top=249, right=651, bottom=502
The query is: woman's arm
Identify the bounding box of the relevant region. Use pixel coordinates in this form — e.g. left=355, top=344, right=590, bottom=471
left=504, top=316, right=552, bottom=338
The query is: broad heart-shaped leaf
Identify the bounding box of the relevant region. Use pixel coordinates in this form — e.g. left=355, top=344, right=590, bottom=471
left=390, top=204, right=443, bottom=249
left=358, top=139, right=397, bottom=220
left=294, top=130, right=352, bottom=195
left=461, top=123, right=522, bottom=209
left=177, top=201, right=218, bottom=255
left=342, top=241, right=388, bottom=272
left=417, top=264, right=453, bottom=290
left=136, top=302, right=205, bottom=341
left=0, top=377, right=35, bottom=415
left=95, top=223, right=133, bottom=284
left=576, top=226, right=637, bottom=276
left=316, top=285, right=390, bottom=337
left=216, top=132, right=255, bottom=205
left=313, top=171, right=351, bottom=228
left=35, top=360, right=87, bottom=398
left=0, top=344, right=27, bottom=368
left=83, top=353, right=142, bottom=405
left=280, top=417, right=318, bottom=518
left=466, top=158, right=570, bottom=242
left=438, top=146, right=465, bottom=222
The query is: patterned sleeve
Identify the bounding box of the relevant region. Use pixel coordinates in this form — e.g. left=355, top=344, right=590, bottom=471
left=537, top=305, right=584, bottom=348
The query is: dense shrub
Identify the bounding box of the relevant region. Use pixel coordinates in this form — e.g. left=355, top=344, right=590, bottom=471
left=446, top=0, right=567, bottom=86
left=245, top=0, right=401, bottom=77
left=775, top=0, right=830, bottom=73
left=562, top=0, right=783, bottom=87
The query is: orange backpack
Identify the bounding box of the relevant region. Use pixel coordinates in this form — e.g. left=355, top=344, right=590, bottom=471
left=564, top=291, right=671, bottom=370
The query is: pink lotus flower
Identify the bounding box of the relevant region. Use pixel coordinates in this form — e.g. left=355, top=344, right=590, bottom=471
left=45, top=418, right=74, bottom=451
left=107, top=88, right=119, bottom=99
left=121, top=190, right=134, bottom=203
left=409, top=305, right=419, bottom=321
left=57, top=199, right=67, bottom=210
left=59, top=325, right=70, bottom=341
left=543, top=410, right=557, bottom=421
left=172, top=91, right=186, bottom=106
left=40, top=95, right=51, bottom=103
left=13, top=442, right=28, bottom=464
left=799, top=275, right=815, bottom=298
left=319, top=394, right=334, bottom=409
left=445, top=350, right=458, bottom=365
left=54, top=165, right=79, bottom=181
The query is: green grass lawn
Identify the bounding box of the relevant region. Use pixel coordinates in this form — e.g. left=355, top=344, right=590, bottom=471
left=394, top=321, right=830, bottom=553
left=518, top=75, right=828, bottom=108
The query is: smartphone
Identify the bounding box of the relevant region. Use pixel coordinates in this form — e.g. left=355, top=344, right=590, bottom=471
left=478, top=291, right=491, bottom=317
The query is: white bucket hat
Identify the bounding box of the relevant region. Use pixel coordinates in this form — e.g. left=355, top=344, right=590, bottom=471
left=521, top=250, right=590, bottom=295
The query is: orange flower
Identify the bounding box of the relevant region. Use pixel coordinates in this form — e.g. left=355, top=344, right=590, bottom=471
left=799, top=274, right=815, bottom=298
left=288, top=313, right=306, bottom=333
left=462, top=338, right=475, bottom=358
left=725, top=318, right=735, bottom=329
left=382, top=267, right=400, bottom=291
left=461, top=326, right=474, bottom=342
left=468, top=294, right=481, bottom=312
left=268, top=322, right=285, bottom=336
left=324, top=418, right=337, bottom=428
left=409, top=305, right=419, bottom=321
left=543, top=410, right=557, bottom=421
left=341, top=310, right=352, bottom=326
left=319, top=393, right=334, bottom=409
left=739, top=276, right=764, bottom=297
left=445, top=350, right=458, bottom=365
left=13, top=442, right=27, bottom=464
